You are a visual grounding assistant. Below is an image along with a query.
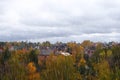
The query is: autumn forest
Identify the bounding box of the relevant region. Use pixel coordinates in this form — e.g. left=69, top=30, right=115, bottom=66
left=0, top=41, right=120, bottom=80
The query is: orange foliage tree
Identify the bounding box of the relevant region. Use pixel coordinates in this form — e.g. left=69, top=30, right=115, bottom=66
left=27, top=62, right=40, bottom=80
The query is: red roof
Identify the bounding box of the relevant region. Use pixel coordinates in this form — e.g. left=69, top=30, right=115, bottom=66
left=0, top=47, right=4, bottom=50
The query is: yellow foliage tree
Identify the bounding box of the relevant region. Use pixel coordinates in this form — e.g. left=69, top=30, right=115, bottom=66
left=94, top=60, right=111, bottom=80
left=78, top=57, right=86, bottom=67
left=41, top=55, right=81, bottom=80
left=81, top=40, right=92, bottom=48
left=27, top=62, right=40, bottom=80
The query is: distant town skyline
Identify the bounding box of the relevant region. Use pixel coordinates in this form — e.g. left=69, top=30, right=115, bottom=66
left=0, top=0, right=120, bottom=43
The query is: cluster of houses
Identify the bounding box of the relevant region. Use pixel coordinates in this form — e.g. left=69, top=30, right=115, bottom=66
left=84, top=45, right=96, bottom=57
left=0, top=41, right=119, bottom=57
left=40, top=43, right=71, bottom=56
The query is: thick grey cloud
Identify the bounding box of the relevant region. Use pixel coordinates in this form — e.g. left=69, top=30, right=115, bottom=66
left=0, top=0, right=120, bottom=42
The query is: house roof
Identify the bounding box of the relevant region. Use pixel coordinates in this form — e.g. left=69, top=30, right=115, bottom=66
left=59, top=51, right=71, bottom=56
left=40, top=49, right=53, bottom=56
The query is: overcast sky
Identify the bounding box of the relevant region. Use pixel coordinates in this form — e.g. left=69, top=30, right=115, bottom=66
left=0, top=0, right=120, bottom=43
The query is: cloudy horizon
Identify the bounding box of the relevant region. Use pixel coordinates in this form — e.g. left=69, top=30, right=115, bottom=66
left=0, top=0, right=120, bottom=43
